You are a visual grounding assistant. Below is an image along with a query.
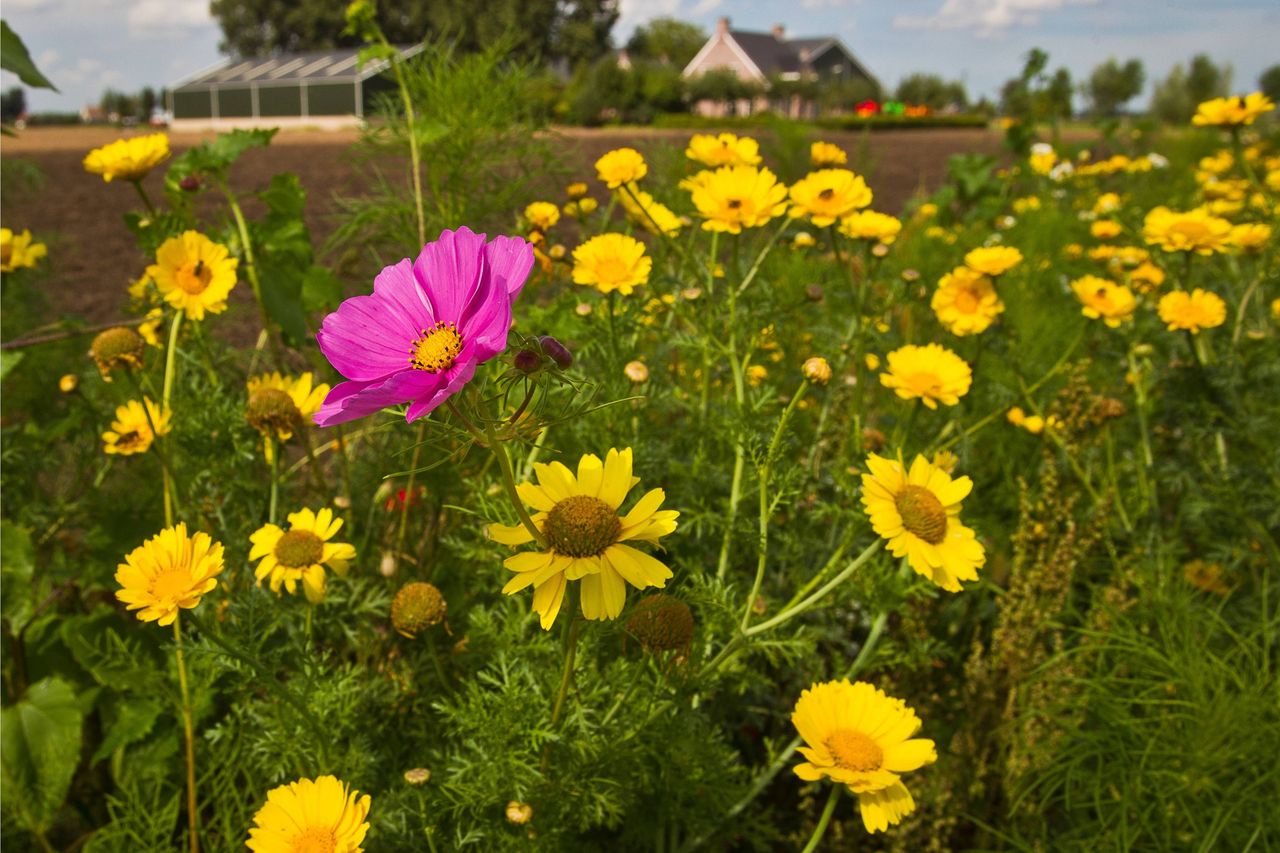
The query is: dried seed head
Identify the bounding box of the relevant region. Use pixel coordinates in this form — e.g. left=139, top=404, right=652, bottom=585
left=391, top=582, right=447, bottom=638
left=626, top=594, right=694, bottom=653
left=89, top=327, right=145, bottom=379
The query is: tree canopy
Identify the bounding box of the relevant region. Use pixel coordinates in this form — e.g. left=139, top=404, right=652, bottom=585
left=210, top=0, right=618, bottom=64
left=1085, top=58, right=1145, bottom=116
left=624, top=17, right=706, bottom=68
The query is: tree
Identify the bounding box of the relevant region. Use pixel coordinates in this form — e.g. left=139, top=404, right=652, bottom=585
left=210, top=0, right=617, bottom=65
left=1151, top=55, right=1230, bottom=124
left=1262, top=64, right=1280, bottom=105
left=625, top=17, right=706, bottom=68
left=1086, top=58, right=1144, bottom=116
left=0, top=87, right=26, bottom=123
left=894, top=73, right=968, bottom=111
left=1043, top=67, right=1074, bottom=120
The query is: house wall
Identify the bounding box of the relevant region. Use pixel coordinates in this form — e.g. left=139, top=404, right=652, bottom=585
left=686, top=37, right=757, bottom=81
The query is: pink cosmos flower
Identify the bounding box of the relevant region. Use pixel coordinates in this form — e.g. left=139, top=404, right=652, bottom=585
left=314, top=227, right=533, bottom=426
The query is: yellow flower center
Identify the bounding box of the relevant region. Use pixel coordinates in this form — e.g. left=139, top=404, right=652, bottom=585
left=1169, top=222, right=1211, bottom=243
left=954, top=288, right=980, bottom=313
left=905, top=371, right=942, bottom=396
left=150, top=567, right=192, bottom=601
left=543, top=495, right=621, bottom=558
left=826, top=729, right=883, bottom=772
left=895, top=484, right=948, bottom=545
left=115, top=429, right=150, bottom=452
left=176, top=259, right=213, bottom=295
left=819, top=188, right=835, bottom=201
left=410, top=321, right=463, bottom=372
left=274, top=530, right=325, bottom=569
left=726, top=199, right=743, bottom=210
left=594, top=257, right=631, bottom=285
left=291, top=827, right=337, bottom=853
left=247, top=388, right=302, bottom=437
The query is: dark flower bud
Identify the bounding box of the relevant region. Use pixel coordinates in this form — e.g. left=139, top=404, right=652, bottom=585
left=804, top=283, right=824, bottom=302
left=179, top=175, right=200, bottom=192
left=513, top=349, right=540, bottom=374
left=538, top=335, right=572, bottom=370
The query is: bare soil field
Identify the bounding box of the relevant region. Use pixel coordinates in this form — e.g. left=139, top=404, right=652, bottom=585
left=3, top=124, right=1030, bottom=331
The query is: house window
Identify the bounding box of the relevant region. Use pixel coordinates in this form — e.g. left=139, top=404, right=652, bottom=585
left=832, top=64, right=844, bottom=76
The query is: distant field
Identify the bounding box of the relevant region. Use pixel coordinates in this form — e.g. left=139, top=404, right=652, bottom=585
left=3, top=124, right=1066, bottom=330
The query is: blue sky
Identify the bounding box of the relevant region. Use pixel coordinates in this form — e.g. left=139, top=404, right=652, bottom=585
left=4, top=0, right=1277, bottom=113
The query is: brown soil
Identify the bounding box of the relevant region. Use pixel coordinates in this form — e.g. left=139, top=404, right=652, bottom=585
left=2, top=124, right=1028, bottom=332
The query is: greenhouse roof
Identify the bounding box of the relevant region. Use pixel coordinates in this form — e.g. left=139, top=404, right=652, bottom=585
left=173, top=45, right=423, bottom=91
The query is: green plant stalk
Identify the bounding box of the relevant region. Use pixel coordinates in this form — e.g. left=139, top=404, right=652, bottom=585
left=745, top=539, right=883, bottom=637
left=395, top=422, right=427, bottom=562
left=1126, top=347, right=1158, bottom=518
left=125, top=370, right=179, bottom=524
left=173, top=615, right=200, bottom=853
left=481, top=418, right=547, bottom=548
left=222, top=185, right=285, bottom=370
left=131, top=179, right=158, bottom=217
left=385, top=43, right=426, bottom=245
left=715, top=343, right=749, bottom=581
left=267, top=438, right=279, bottom=525
left=800, top=786, right=840, bottom=853
left=542, top=586, right=582, bottom=774
left=160, top=310, right=184, bottom=526
left=740, top=380, right=810, bottom=630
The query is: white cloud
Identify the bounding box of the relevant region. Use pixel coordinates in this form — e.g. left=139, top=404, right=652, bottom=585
left=894, top=0, right=1099, bottom=36
left=127, top=0, right=214, bottom=39
left=688, top=0, right=725, bottom=16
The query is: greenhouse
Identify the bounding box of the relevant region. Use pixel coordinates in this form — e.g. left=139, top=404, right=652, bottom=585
left=167, top=45, right=421, bottom=130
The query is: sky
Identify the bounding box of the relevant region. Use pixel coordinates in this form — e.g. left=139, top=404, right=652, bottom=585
left=3, top=0, right=1277, bottom=113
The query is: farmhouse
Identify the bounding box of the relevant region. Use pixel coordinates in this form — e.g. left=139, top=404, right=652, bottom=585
left=167, top=45, right=422, bottom=131
left=683, top=17, right=877, bottom=117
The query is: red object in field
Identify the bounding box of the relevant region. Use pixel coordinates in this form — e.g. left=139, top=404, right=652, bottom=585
left=855, top=100, right=879, bottom=117
left=384, top=485, right=427, bottom=512
left=905, top=104, right=931, bottom=117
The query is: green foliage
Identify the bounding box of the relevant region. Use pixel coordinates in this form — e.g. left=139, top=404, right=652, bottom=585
left=1, top=678, right=85, bottom=835
left=1086, top=58, right=1146, bottom=116
left=0, top=20, right=57, bottom=90
left=1151, top=54, right=1233, bottom=124
left=894, top=74, right=969, bottom=111
left=625, top=17, right=708, bottom=68
left=1260, top=64, right=1280, bottom=104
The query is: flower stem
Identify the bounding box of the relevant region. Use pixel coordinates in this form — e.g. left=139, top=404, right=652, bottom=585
left=222, top=185, right=285, bottom=370
left=744, top=539, right=882, bottom=637
left=173, top=616, right=200, bottom=853
left=160, top=311, right=184, bottom=527
left=800, top=786, right=840, bottom=853
left=395, top=422, right=427, bottom=562
left=740, top=380, right=809, bottom=631
left=267, top=438, right=280, bottom=525
left=384, top=39, right=426, bottom=245
left=542, top=587, right=581, bottom=774
left=482, top=418, right=547, bottom=549
left=131, top=179, right=158, bottom=217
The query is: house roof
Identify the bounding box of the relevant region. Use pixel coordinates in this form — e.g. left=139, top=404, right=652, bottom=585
left=684, top=26, right=876, bottom=85
left=172, top=45, right=423, bottom=91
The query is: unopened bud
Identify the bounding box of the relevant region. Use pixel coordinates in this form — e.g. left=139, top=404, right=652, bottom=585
left=513, top=349, right=540, bottom=374
left=379, top=551, right=397, bottom=577
left=506, top=801, right=533, bottom=825
left=59, top=374, right=79, bottom=393
left=179, top=175, right=200, bottom=192
left=804, top=283, right=824, bottom=302
left=802, top=357, right=832, bottom=386
left=403, top=767, right=431, bottom=786
left=391, top=581, right=447, bottom=637
left=624, top=360, right=649, bottom=383
left=539, top=335, right=572, bottom=370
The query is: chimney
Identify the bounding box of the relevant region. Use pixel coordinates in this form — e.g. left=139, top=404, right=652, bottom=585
left=771, top=23, right=786, bottom=40
left=717, top=17, right=731, bottom=35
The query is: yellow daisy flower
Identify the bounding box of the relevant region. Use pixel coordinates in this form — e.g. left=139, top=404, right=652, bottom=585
left=792, top=680, right=937, bottom=833
left=1093, top=192, right=1121, bottom=214
left=686, top=165, right=789, bottom=234
left=1, top=228, right=48, bottom=272
left=488, top=448, right=678, bottom=630
left=524, top=201, right=560, bottom=232
left=566, top=182, right=589, bottom=199
left=114, top=523, right=225, bottom=626
left=1157, top=289, right=1227, bottom=334
left=247, top=775, right=371, bottom=853
left=595, top=147, right=647, bottom=189
left=138, top=307, right=165, bottom=347
left=963, top=246, right=1023, bottom=277
left=810, top=141, right=848, bottom=167
left=838, top=210, right=902, bottom=244
left=1091, top=220, right=1122, bottom=240
left=572, top=233, right=651, bottom=295
left=102, top=398, right=171, bottom=456
left=1191, top=92, right=1275, bottom=127
left=246, top=372, right=330, bottom=441
left=1142, top=206, right=1232, bottom=255
left=788, top=169, right=873, bottom=227
left=685, top=132, right=762, bottom=167
left=860, top=453, right=985, bottom=591
left=617, top=187, right=682, bottom=236
left=249, top=508, right=356, bottom=604
left=1228, top=223, right=1271, bottom=253
left=83, top=132, right=170, bottom=182
left=930, top=267, right=1004, bottom=336
left=1071, top=275, right=1136, bottom=327
left=879, top=344, right=972, bottom=409
left=146, top=231, right=238, bottom=320
left=1128, top=261, right=1166, bottom=293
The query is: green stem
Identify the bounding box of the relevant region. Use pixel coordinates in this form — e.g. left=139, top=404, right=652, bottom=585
left=395, top=422, right=427, bottom=562
left=267, top=438, right=280, bottom=525
left=173, top=617, right=200, bottom=853
left=131, top=179, right=158, bottom=217
left=385, top=39, right=426, bottom=245
left=541, top=587, right=582, bottom=774
left=740, top=381, right=810, bottom=631
left=222, top=186, right=284, bottom=370
left=800, top=786, right=840, bottom=853
left=482, top=418, right=547, bottom=549
left=160, top=311, right=184, bottom=526
left=735, top=218, right=791, bottom=296
left=745, top=539, right=882, bottom=637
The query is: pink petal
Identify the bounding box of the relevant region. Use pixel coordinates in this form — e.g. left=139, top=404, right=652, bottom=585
left=483, top=235, right=535, bottom=297
left=313, top=371, right=442, bottom=427
left=414, top=227, right=487, bottom=322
